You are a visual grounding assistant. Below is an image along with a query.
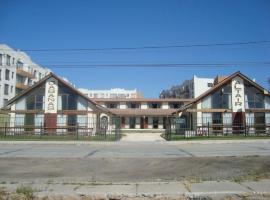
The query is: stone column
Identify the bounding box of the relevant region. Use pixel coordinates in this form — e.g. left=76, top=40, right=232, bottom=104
left=158, top=117, right=163, bottom=129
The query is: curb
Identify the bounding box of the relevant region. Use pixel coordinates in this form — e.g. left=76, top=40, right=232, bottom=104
left=0, top=139, right=270, bottom=145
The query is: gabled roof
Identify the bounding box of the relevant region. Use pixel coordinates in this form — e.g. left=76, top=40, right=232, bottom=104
left=5, top=73, right=112, bottom=114
left=172, top=71, right=270, bottom=115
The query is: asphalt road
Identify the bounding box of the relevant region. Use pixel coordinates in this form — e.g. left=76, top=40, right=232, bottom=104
left=0, top=141, right=270, bottom=183
left=0, top=141, right=270, bottom=158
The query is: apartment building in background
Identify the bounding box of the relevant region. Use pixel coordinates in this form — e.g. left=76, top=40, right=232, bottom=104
left=0, top=44, right=51, bottom=108
left=177, top=75, right=215, bottom=98
left=79, top=88, right=143, bottom=99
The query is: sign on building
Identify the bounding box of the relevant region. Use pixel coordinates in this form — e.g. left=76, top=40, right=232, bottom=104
left=231, top=76, right=245, bottom=112
left=44, top=77, right=58, bottom=113
left=173, top=118, right=186, bottom=124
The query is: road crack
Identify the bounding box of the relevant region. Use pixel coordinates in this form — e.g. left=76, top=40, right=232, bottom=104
left=178, top=148, right=195, bottom=157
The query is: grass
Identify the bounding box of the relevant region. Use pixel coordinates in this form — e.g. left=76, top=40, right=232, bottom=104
left=231, top=170, right=270, bottom=183
left=16, top=185, right=35, bottom=200
left=162, top=133, right=270, bottom=141
left=0, top=187, right=8, bottom=198
left=0, top=134, right=121, bottom=141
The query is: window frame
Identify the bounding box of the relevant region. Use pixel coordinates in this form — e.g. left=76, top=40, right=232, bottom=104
left=5, top=69, right=10, bottom=80
left=4, top=84, right=9, bottom=95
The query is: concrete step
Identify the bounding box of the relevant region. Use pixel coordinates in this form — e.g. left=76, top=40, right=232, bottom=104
left=120, top=129, right=165, bottom=134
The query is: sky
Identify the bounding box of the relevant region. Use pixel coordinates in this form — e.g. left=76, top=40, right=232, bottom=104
left=0, top=0, right=270, bottom=97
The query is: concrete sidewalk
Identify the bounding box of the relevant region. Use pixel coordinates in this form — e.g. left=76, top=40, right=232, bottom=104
left=1, top=179, right=270, bottom=199
left=120, top=133, right=166, bottom=142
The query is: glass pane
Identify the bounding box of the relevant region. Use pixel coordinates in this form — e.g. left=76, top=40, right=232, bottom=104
left=212, top=113, right=222, bottom=124
left=26, top=95, right=35, bottom=110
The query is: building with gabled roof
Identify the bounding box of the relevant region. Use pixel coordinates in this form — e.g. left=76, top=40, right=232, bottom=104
left=2, top=71, right=270, bottom=136
left=4, top=73, right=114, bottom=136
left=172, top=71, right=270, bottom=135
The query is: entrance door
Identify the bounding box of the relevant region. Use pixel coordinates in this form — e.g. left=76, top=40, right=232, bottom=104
left=121, top=117, right=125, bottom=128
left=255, top=112, right=265, bottom=134
left=129, top=117, right=136, bottom=129
left=212, top=113, right=222, bottom=135
left=232, top=112, right=245, bottom=134
left=44, top=113, right=57, bottom=134
left=67, top=114, right=77, bottom=133
left=144, top=117, right=148, bottom=129
left=100, top=116, right=108, bottom=134
left=140, top=117, right=144, bottom=129
left=163, top=117, right=167, bottom=129
left=153, top=117, right=159, bottom=129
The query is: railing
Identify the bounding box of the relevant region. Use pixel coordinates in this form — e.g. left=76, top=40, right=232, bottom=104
left=16, top=68, right=34, bottom=78
left=0, top=116, right=121, bottom=141
left=164, top=117, right=270, bottom=140
left=15, top=82, right=29, bottom=90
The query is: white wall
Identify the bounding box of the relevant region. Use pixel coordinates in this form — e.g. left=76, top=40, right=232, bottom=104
left=0, top=44, right=51, bottom=108
left=78, top=88, right=142, bottom=98
left=0, top=66, right=16, bottom=108
left=119, top=102, right=127, bottom=109
left=193, top=76, right=214, bottom=98
left=141, top=102, right=148, bottom=109
left=162, top=102, right=169, bottom=109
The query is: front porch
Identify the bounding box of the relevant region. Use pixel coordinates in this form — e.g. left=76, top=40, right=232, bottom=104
left=117, top=116, right=169, bottom=130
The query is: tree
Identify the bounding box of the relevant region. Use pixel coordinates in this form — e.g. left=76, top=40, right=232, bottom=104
left=159, top=84, right=184, bottom=98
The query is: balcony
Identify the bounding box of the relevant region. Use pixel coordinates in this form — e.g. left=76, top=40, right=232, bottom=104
left=16, top=83, right=29, bottom=90
left=16, top=68, right=34, bottom=78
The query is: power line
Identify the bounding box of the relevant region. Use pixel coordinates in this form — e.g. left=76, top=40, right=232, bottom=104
left=34, top=60, right=270, bottom=65
left=7, top=61, right=270, bottom=66
left=1, top=40, right=270, bottom=52
left=34, top=62, right=270, bottom=68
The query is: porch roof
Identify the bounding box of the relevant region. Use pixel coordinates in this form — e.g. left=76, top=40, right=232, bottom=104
left=108, top=108, right=176, bottom=116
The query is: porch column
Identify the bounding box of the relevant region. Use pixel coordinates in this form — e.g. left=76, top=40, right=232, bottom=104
left=135, top=117, right=140, bottom=129
left=125, top=117, right=129, bottom=129
left=96, top=113, right=100, bottom=134
left=158, top=117, right=163, bottom=129
left=148, top=117, right=153, bottom=129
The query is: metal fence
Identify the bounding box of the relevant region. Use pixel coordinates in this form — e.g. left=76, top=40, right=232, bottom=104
left=164, top=116, right=270, bottom=140
left=0, top=116, right=121, bottom=141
